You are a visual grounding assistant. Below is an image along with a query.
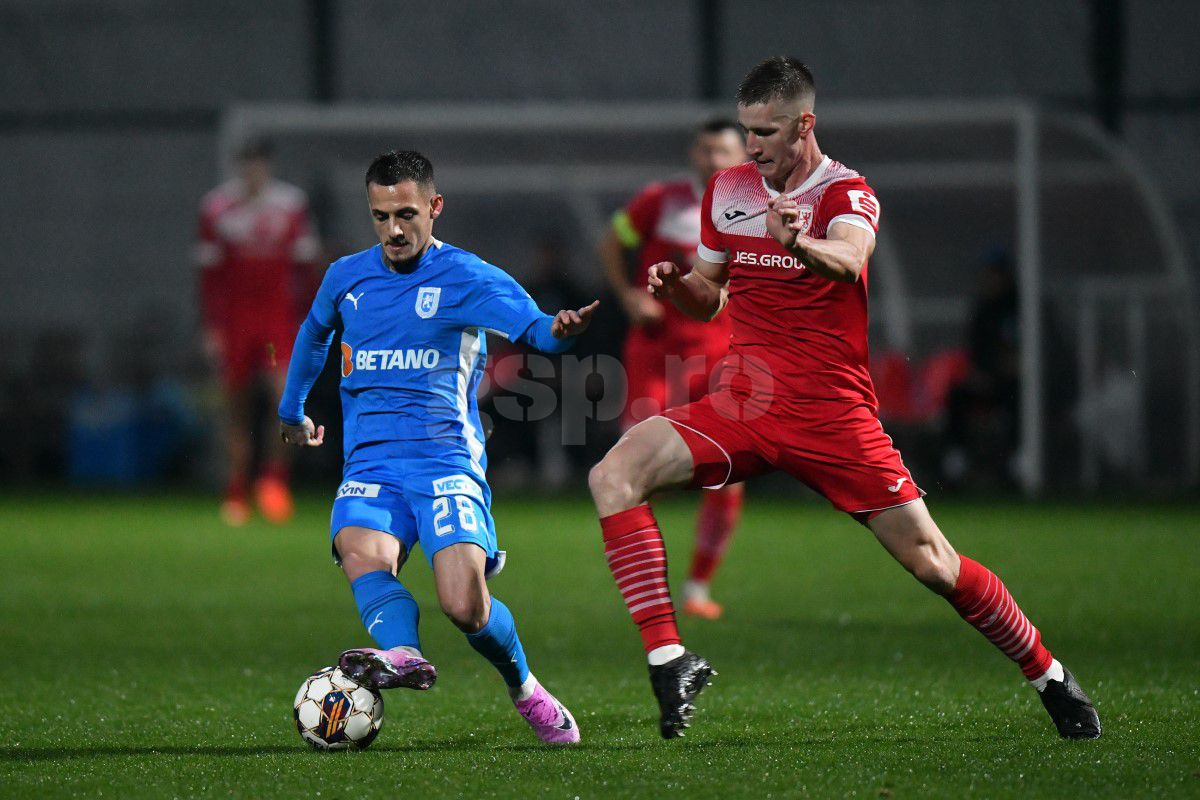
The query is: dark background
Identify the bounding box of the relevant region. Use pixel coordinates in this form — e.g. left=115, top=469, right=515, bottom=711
left=1, top=0, right=1196, bottom=496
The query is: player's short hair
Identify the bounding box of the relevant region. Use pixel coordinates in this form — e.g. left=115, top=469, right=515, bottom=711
left=365, top=150, right=436, bottom=192
left=735, top=57, right=816, bottom=109
left=694, top=117, right=741, bottom=139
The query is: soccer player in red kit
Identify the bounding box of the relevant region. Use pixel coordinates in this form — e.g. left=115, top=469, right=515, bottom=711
left=588, top=58, right=1101, bottom=740
left=197, top=139, right=319, bottom=525
left=599, top=119, right=748, bottom=619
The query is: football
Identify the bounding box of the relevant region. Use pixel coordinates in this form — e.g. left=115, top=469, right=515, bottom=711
left=293, top=666, right=384, bottom=750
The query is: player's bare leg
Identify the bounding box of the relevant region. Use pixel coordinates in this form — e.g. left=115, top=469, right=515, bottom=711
left=431, top=542, right=491, bottom=634
left=684, top=482, right=744, bottom=619
left=255, top=370, right=295, bottom=524
left=219, top=385, right=254, bottom=525
left=336, top=526, right=437, bottom=690
left=433, top=543, right=578, bottom=744
left=589, top=417, right=716, bottom=738
left=867, top=500, right=1101, bottom=738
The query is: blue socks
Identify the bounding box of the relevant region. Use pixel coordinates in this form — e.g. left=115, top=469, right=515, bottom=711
left=350, top=570, right=421, bottom=651
left=466, top=597, right=530, bottom=689
left=351, top=572, right=529, bottom=690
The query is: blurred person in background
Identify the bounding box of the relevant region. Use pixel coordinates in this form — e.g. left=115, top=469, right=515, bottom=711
left=483, top=233, right=591, bottom=490
left=942, top=248, right=1020, bottom=488
left=196, top=139, right=320, bottom=524
left=598, top=118, right=748, bottom=619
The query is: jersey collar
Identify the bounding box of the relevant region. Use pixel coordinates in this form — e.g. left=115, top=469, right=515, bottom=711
left=762, top=155, right=832, bottom=199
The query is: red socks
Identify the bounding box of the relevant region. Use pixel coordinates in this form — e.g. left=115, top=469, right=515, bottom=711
left=948, top=555, right=1054, bottom=679
left=225, top=475, right=248, bottom=503
left=261, top=459, right=290, bottom=483
left=601, top=505, right=681, bottom=653
left=688, top=486, right=743, bottom=583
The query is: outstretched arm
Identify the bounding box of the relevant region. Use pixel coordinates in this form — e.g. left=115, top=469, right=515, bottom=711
left=518, top=300, right=601, bottom=353
left=647, top=257, right=729, bottom=322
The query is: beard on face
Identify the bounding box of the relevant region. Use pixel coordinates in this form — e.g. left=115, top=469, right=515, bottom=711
left=382, top=236, right=421, bottom=271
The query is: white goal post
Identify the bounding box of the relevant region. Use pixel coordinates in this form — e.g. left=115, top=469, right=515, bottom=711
left=218, top=100, right=1200, bottom=494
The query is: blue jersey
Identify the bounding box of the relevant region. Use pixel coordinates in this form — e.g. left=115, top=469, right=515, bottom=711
left=279, top=239, right=572, bottom=479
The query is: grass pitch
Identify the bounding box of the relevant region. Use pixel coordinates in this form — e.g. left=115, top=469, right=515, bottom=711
left=0, top=491, right=1197, bottom=798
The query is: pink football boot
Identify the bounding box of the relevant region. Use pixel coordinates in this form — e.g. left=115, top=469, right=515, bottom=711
left=338, top=648, right=437, bottom=690
left=513, top=679, right=580, bottom=744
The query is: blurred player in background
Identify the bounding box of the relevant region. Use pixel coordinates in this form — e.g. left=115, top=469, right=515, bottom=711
left=589, top=57, right=1101, bottom=741
left=599, top=119, right=748, bottom=619
left=279, top=151, right=595, bottom=744
left=196, top=139, right=319, bottom=525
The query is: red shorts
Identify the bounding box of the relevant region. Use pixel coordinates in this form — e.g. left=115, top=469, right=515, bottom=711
left=218, top=314, right=296, bottom=390
left=663, top=390, right=923, bottom=515
left=622, top=332, right=730, bottom=428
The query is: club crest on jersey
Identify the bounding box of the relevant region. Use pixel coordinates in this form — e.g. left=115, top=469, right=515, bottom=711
left=415, top=287, right=441, bottom=319
left=795, top=204, right=815, bottom=235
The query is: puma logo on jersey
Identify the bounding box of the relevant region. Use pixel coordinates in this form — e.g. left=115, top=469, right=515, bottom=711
left=345, top=291, right=364, bottom=310
left=724, top=209, right=747, bottom=221
left=888, top=477, right=909, bottom=493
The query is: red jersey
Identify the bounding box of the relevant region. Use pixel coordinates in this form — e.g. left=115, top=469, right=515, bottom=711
left=614, top=179, right=731, bottom=350
left=196, top=178, right=318, bottom=328
left=698, top=157, right=881, bottom=406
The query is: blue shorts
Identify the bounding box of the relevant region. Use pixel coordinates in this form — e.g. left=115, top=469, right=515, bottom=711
left=329, top=464, right=504, bottom=576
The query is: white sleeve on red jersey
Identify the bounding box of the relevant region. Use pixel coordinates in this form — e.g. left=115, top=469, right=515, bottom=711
left=696, top=173, right=728, bottom=263
left=820, top=178, right=881, bottom=238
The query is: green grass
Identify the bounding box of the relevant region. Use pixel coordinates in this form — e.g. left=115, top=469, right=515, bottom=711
left=0, top=492, right=1198, bottom=798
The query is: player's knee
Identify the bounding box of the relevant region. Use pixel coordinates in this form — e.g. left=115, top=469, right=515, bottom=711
left=335, top=531, right=401, bottom=581
left=586, top=460, right=612, bottom=498
left=588, top=458, right=641, bottom=511
left=339, top=550, right=395, bottom=582
left=440, top=594, right=489, bottom=633
left=906, top=545, right=957, bottom=594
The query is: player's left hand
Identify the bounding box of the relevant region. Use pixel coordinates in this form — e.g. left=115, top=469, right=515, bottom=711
left=766, top=195, right=805, bottom=251
left=551, top=300, right=600, bottom=338
left=280, top=416, right=325, bottom=447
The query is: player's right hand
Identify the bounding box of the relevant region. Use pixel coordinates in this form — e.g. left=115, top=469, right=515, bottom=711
left=647, top=261, right=681, bottom=299
left=766, top=195, right=803, bottom=251
left=280, top=416, right=325, bottom=447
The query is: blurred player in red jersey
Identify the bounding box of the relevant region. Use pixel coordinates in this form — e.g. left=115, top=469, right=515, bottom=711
left=599, top=119, right=748, bottom=620
left=196, top=139, right=319, bottom=525
left=588, top=58, right=1100, bottom=741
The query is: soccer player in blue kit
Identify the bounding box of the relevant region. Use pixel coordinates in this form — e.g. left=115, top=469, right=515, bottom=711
left=278, top=151, right=596, bottom=744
